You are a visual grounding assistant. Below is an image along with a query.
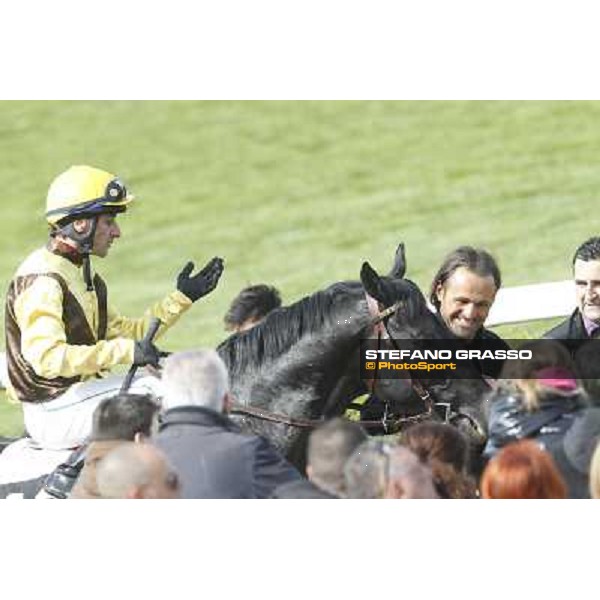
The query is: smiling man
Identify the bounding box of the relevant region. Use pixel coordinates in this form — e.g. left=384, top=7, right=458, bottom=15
left=544, top=237, right=600, bottom=349
left=429, top=245, right=509, bottom=379
left=4, top=165, right=224, bottom=451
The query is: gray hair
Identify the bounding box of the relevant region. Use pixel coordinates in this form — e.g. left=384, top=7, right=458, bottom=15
left=161, top=349, right=229, bottom=412
left=344, top=439, right=392, bottom=499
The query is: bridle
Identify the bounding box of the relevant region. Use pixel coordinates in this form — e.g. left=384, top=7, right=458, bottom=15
left=364, top=300, right=439, bottom=432
left=370, top=298, right=488, bottom=440
left=229, top=298, right=439, bottom=433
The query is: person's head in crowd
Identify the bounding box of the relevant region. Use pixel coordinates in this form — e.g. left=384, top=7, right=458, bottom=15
left=402, top=422, right=477, bottom=499
left=574, top=341, right=600, bottom=404
left=344, top=440, right=438, bottom=499
left=91, top=393, right=160, bottom=442
left=480, top=440, right=567, bottom=499
left=498, top=339, right=584, bottom=411
left=161, top=349, right=231, bottom=413
left=224, top=284, right=282, bottom=333
left=95, top=442, right=180, bottom=499
left=429, top=246, right=501, bottom=340
left=572, top=237, right=600, bottom=327
left=306, top=418, right=368, bottom=497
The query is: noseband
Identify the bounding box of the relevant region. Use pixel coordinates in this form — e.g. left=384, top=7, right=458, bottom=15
left=366, top=301, right=438, bottom=431
left=369, top=300, right=488, bottom=438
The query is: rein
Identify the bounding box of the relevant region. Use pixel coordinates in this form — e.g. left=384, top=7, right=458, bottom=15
left=229, top=299, right=437, bottom=433
left=229, top=401, right=434, bottom=432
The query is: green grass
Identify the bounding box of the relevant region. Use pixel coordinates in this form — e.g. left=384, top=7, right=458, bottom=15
left=0, top=393, right=23, bottom=437
left=1, top=101, right=597, bottom=436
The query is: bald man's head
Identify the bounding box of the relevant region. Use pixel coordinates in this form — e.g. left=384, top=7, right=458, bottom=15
left=95, top=443, right=180, bottom=499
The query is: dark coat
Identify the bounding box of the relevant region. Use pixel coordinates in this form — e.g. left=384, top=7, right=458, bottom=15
left=434, top=313, right=510, bottom=379
left=547, top=408, right=600, bottom=499
left=544, top=309, right=588, bottom=341
left=154, top=406, right=302, bottom=499
left=483, top=387, right=588, bottom=461
left=543, top=309, right=599, bottom=355
left=271, top=478, right=338, bottom=499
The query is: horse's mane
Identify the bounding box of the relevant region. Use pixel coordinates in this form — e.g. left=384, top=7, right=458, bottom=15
left=217, top=280, right=366, bottom=377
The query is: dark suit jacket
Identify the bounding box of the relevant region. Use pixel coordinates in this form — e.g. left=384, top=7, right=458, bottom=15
left=154, top=406, right=301, bottom=499
left=543, top=309, right=599, bottom=356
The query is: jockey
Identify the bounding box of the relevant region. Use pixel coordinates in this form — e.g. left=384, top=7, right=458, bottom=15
left=4, top=165, right=224, bottom=451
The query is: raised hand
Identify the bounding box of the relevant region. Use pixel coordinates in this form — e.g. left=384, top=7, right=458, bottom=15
left=176, top=256, right=224, bottom=302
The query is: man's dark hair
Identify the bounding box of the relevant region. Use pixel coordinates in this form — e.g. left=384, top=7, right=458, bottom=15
left=307, top=418, right=368, bottom=496
left=224, top=284, right=282, bottom=331
left=429, top=246, right=502, bottom=310
left=572, top=237, right=600, bottom=266
left=91, top=393, right=160, bottom=442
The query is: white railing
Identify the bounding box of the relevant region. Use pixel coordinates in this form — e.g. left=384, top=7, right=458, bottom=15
left=485, top=279, right=574, bottom=326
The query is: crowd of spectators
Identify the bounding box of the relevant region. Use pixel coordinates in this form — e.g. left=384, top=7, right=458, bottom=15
left=34, top=335, right=600, bottom=499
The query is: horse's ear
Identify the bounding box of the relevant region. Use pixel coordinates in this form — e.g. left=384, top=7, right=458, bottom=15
left=389, top=243, right=406, bottom=279
left=360, top=261, right=383, bottom=302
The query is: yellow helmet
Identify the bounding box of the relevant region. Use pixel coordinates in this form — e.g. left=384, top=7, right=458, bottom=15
left=45, top=165, right=134, bottom=226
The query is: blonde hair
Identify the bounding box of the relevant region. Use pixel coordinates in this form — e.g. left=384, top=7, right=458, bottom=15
left=499, top=340, right=581, bottom=412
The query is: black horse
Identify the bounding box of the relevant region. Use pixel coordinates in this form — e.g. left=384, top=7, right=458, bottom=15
left=217, top=243, right=491, bottom=470
left=216, top=244, right=417, bottom=467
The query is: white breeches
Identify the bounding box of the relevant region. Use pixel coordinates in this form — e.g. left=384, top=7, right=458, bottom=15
left=21, top=372, right=164, bottom=450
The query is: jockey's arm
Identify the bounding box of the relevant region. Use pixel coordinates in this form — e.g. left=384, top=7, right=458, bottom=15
left=15, top=277, right=135, bottom=379
left=105, top=289, right=192, bottom=341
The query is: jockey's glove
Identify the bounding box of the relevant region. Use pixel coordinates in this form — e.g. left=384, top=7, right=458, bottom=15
left=133, top=338, right=161, bottom=367
left=177, top=257, right=224, bottom=302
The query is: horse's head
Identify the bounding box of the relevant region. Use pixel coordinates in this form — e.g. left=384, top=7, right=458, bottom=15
left=360, top=243, right=436, bottom=339
left=359, top=244, right=490, bottom=462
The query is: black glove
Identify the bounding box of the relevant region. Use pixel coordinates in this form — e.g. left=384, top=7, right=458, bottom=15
left=177, top=257, right=224, bottom=302
left=133, top=338, right=161, bottom=367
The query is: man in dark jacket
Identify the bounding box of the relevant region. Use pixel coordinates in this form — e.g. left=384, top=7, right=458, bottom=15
left=544, top=237, right=600, bottom=353
left=154, top=349, right=301, bottom=498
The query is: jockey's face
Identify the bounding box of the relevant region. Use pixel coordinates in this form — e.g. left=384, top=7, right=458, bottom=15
left=92, top=214, right=121, bottom=258
left=574, top=259, right=600, bottom=325
left=436, top=267, right=497, bottom=340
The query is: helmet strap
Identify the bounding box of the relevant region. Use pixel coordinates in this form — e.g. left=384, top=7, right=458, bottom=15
left=82, top=254, right=94, bottom=292
left=51, top=217, right=99, bottom=291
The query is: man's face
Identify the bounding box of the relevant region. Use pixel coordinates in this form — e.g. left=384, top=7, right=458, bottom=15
left=574, top=259, right=600, bottom=324
left=92, top=214, right=121, bottom=257
left=435, top=267, right=497, bottom=340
